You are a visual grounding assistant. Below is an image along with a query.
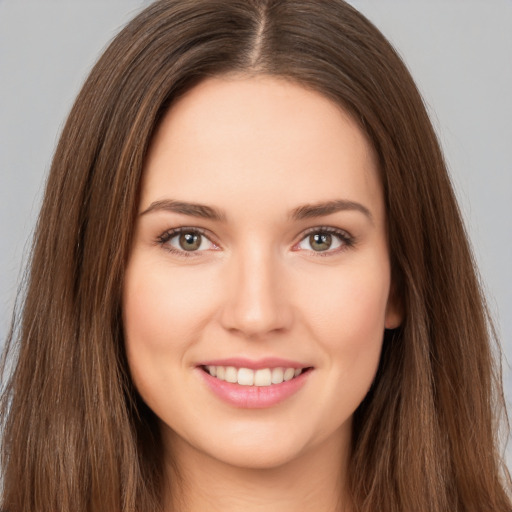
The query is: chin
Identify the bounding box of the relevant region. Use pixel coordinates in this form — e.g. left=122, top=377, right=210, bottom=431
left=164, top=415, right=349, bottom=473
left=200, top=442, right=308, bottom=471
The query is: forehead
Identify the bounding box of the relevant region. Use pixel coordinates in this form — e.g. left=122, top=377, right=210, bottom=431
left=141, top=75, right=383, bottom=223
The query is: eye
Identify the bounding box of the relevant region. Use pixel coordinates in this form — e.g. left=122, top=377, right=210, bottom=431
left=157, top=228, right=218, bottom=255
left=295, top=228, right=353, bottom=254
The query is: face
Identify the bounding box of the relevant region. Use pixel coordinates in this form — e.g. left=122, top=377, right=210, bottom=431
left=123, top=75, right=401, bottom=471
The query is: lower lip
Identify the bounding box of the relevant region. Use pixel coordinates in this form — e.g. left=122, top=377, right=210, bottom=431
left=197, top=367, right=311, bottom=409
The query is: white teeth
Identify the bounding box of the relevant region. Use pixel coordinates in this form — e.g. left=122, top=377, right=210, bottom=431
left=254, top=368, right=272, bottom=386
left=225, top=366, right=237, bottom=383
left=283, top=368, right=295, bottom=381
left=237, top=368, right=254, bottom=386
left=271, top=367, right=284, bottom=384
left=205, top=365, right=305, bottom=386
left=216, top=366, right=225, bottom=380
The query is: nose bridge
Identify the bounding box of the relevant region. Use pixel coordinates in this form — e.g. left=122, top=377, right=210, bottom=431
left=220, top=240, right=292, bottom=337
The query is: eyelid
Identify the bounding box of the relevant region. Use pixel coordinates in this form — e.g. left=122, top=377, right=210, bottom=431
left=156, top=225, right=355, bottom=257
left=292, top=226, right=355, bottom=254
left=157, top=226, right=220, bottom=256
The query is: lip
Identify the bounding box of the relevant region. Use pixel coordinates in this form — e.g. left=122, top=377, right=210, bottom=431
left=196, top=363, right=313, bottom=409
left=198, top=357, right=307, bottom=370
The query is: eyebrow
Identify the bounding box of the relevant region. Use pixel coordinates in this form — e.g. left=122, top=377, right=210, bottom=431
left=290, top=199, right=373, bottom=223
left=140, top=199, right=226, bottom=221
left=140, top=198, right=373, bottom=223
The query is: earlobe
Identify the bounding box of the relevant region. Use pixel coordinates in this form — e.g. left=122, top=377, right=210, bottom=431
left=384, top=286, right=403, bottom=330
left=385, top=306, right=402, bottom=330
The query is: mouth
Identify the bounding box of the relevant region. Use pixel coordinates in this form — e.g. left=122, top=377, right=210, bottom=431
left=197, top=358, right=314, bottom=408
left=200, top=365, right=312, bottom=387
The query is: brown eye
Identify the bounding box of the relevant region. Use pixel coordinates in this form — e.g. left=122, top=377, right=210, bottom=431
left=158, top=228, right=218, bottom=255
left=295, top=228, right=349, bottom=254
left=309, top=233, right=332, bottom=251
left=179, top=232, right=203, bottom=251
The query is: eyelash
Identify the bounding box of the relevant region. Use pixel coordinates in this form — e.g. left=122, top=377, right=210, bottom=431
left=295, top=226, right=355, bottom=257
left=156, top=226, right=355, bottom=258
left=156, top=227, right=216, bottom=258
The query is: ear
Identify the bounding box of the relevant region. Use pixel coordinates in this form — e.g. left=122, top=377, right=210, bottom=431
left=384, top=283, right=403, bottom=329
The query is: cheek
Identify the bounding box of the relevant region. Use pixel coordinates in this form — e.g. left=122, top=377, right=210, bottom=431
left=293, top=259, right=390, bottom=427
left=122, top=257, right=219, bottom=394
left=123, top=258, right=216, bottom=347
left=296, top=258, right=390, bottom=364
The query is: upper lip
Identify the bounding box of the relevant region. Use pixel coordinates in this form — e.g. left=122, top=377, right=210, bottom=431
left=197, top=357, right=311, bottom=370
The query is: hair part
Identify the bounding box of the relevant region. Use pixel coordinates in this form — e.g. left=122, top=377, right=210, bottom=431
left=1, top=1, right=510, bottom=511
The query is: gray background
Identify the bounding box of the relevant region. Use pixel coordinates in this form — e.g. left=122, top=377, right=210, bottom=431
left=1, top=0, right=511, bottom=458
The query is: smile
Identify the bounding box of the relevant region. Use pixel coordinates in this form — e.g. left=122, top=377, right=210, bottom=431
left=198, top=362, right=313, bottom=409
left=203, top=365, right=304, bottom=386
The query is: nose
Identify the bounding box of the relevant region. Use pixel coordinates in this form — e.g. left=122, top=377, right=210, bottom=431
left=219, top=244, right=293, bottom=338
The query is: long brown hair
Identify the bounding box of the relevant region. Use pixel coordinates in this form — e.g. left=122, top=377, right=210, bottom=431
left=1, top=1, right=510, bottom=511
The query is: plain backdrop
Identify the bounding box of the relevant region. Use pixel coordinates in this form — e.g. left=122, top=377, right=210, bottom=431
left=1, top=0, right=511, bottom=457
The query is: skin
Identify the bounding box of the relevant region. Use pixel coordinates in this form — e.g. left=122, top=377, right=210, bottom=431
left=123, top=74, right=401, bottom=511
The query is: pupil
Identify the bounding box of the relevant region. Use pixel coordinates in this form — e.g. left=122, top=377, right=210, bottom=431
left=310, top=233, right=331, bottom=251
left=179, top=232, right=201, bottom=251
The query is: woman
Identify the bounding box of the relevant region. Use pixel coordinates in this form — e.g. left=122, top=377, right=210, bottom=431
left=1, top=1, right=510, bottom=511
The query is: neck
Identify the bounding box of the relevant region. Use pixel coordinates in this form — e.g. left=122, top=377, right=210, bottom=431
left=162, top=427, right=352, bottom=512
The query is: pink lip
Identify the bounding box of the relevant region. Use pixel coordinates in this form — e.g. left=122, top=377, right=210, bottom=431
left=196, top=366, right=312, bottom=409
left=198, top=357, right=307, bottom=370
